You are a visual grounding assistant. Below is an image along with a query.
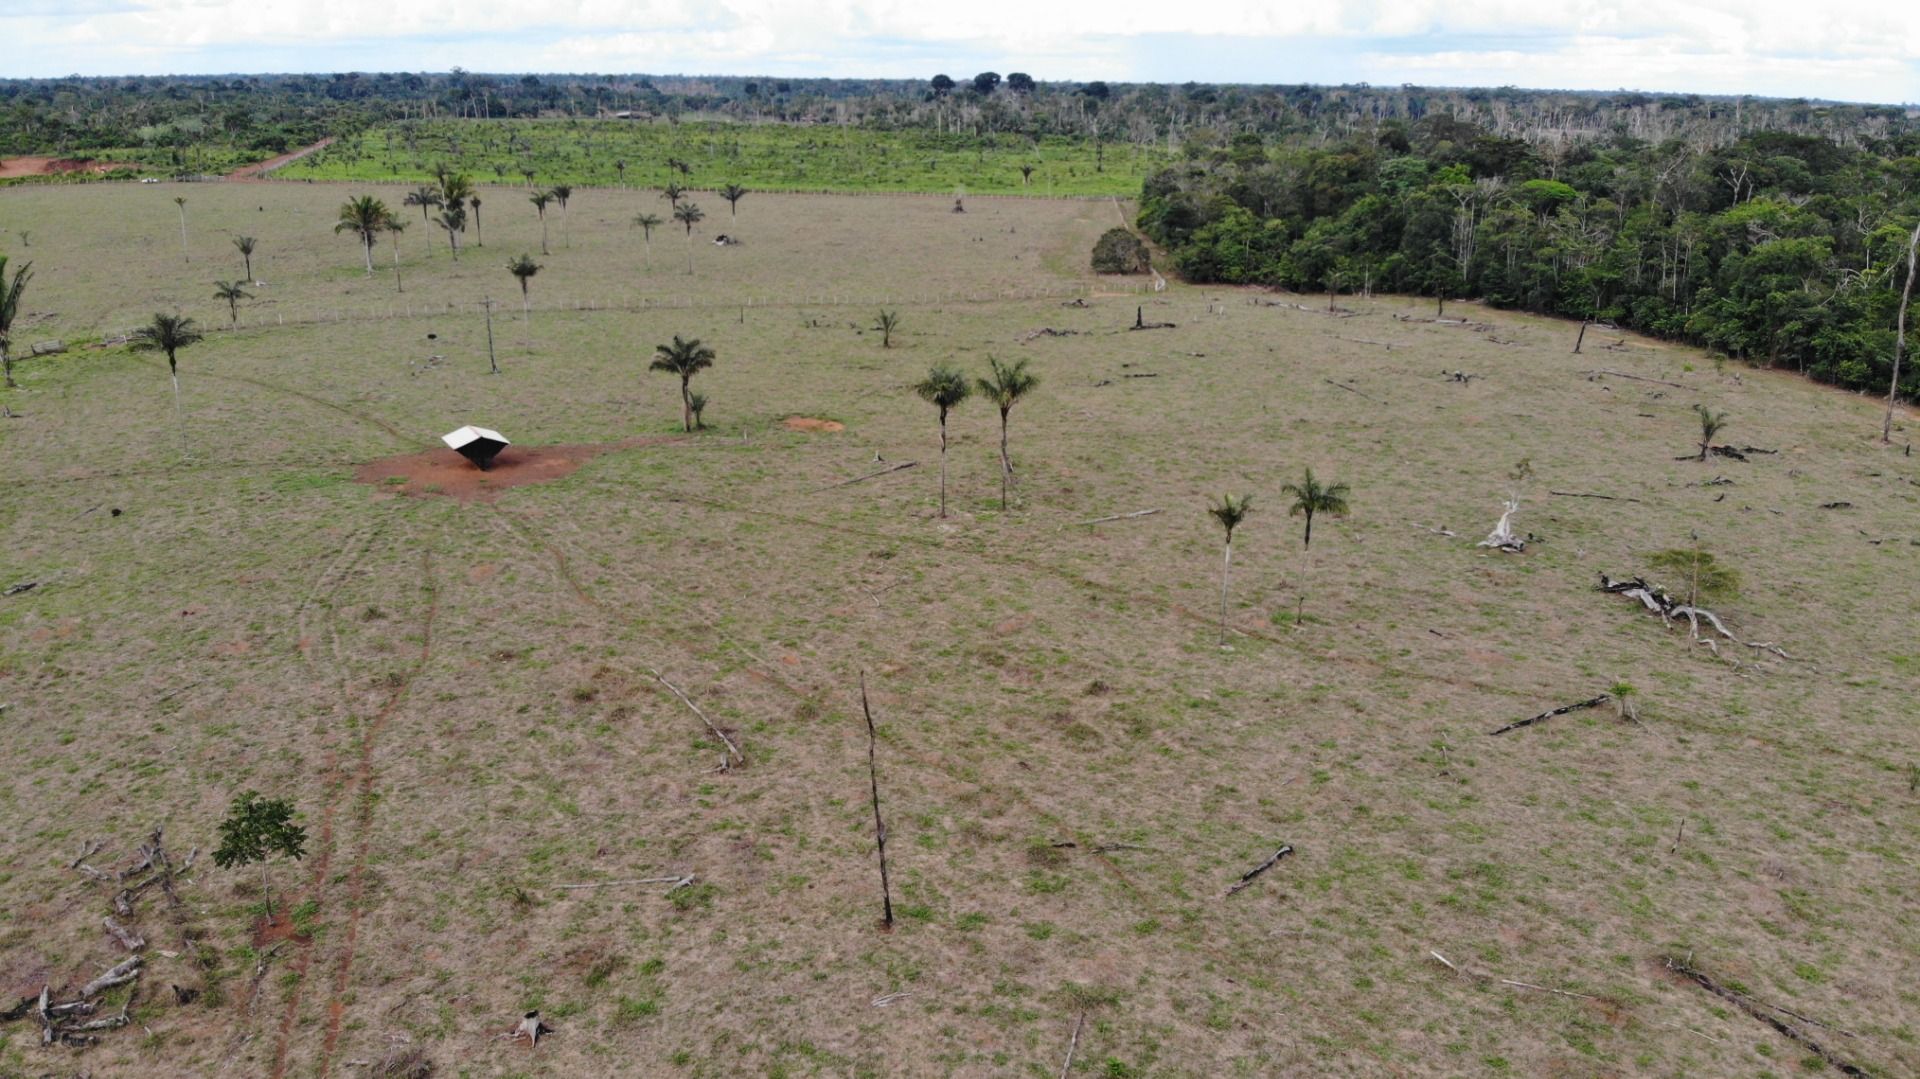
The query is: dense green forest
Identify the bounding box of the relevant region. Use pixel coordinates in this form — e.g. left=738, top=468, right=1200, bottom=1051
left=1136, top=118, right=1920, bottom=399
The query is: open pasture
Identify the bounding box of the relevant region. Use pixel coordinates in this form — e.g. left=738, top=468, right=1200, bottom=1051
left=0, top=179, right=1917, bottom=1077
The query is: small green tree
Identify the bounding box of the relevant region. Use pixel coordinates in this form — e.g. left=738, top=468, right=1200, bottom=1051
left=212, top=790, right=308, bottom=920
left=233, top=235, right=257, bottom=280
left=875, top=310, right=899, bottom=348
left=1208, top=493, right=1253, bottom=645
left=913, top=364, right=971, bottom=517
left=0, top=255, right=31, bottom=390
left=1692, top=404, right=1728, bottom=460
left=651, top=335, right=716, bottom=432
left=975, top=355, right=1038, bottom=510
left=213, top=281, right=252, bottom=326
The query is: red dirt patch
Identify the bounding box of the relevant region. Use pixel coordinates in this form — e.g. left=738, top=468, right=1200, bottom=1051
left=253, top=911, right=310, bottom=948
left=0, top=156, right=142, bottom=179
left=782, top=416, right=845, bottom=432
left=353, top=437, right=679, bottom=502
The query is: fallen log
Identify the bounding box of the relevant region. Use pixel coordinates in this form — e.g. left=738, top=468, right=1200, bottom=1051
left=103, top=917, right=145, bottom=952
left=1323, top=378, right=1381, bottom=403
left=1550, top=489, right=1643, bottom=503
left=1225, top=844, right=1293, bottom=896
left=1583, top=369, right=1686, bottom=388
left=79, top=956, right=142, bottom=998
left=1488, top=695, right=1609, bottom=736
left=1664, top=956, right=1866, bottom=1076
left=1078, top=508, right=1160, bottom=526
left=812, top=461, right=916, bottom=492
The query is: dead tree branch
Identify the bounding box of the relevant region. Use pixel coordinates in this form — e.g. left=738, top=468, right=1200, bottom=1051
left=1225, top=844, right=1293, bottom=896
left=1664, top=956, right=1866, bottom=1076
left=813, top=461, right=917, bottom=491
left=860, top=671, right=895, bottom=929
left=1077, top=508, right=1160, bottom=526
left=1488, top=695, right=1610, bottom=736
left=648, top=668, right=744, bottom=766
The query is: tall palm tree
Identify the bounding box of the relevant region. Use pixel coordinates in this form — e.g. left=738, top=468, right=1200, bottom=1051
left=633, top=213, right=663, bottom=271
left=213, top=281, right=252, bottom=325
left=173, top=196, right=190, bottom=263
left=468, top=195, right=484, bottom=246
left=385, top=217, right=407, bottom=292
left=550, top=185, right=573, bottom=247
left=233, top=235, right=257, bottom=280
left=404, top=186, right=442, bottom=226
left=0, top=256, right=31, bottom=389
left=437, top=206, right=466, bottom=260
left=975, top=355, right=1038, bottom=510
left=1207, top=493, right=1253, bottom=645
left=529, top=191, right=553, bottom=255
left=507, top=255, right=541, bottom=349
left=650, top=335, right=715, bottom=433
left=721, top=183, right=747, bottom=218
left=1693, top=404, right=1728, bottom=460
left=130, top=312, right=203, bottom=418
left=334, top=195, right=390, bottom=274
left=913, top=364, right=971, bottom=517
left=1281, top=467, right=1351, bottom=625
left=662, top=181, right=685, bottom=206
left=673, top=202, right=704, bottom=274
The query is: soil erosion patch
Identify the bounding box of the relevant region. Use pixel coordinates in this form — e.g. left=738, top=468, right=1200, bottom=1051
left=354, top=436, right=676, bottom=501
left=783, top=416, right=845, bottom=432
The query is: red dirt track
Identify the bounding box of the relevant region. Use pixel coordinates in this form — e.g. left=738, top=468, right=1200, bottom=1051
left=354, top=437, right=681, bottom=501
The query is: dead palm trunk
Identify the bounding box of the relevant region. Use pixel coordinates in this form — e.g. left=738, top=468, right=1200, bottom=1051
left=1886, top=222, right=1919, bottom=443
left=681, top=376, right=693, bottom=432
left=391, top=240, right=403, bottom=292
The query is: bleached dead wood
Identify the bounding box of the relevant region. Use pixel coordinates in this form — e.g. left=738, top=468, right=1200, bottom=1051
left=103, top=917, right=145, bottom=952
left=555, top=875, right=693, bottom=893
left=1429, top=950, right=1601, bottom=1002
left=79, top=956, right=142, bottom=998
left=1077, top=508, right=1160, bottom=526
left=812, top=460, right=917, bottom=491
left=1477, top=498, right=1525, bottom=552
left=1598, top=574, right=1792, bottom=659
left=1225, top=844, right=1293, bottom=896
left=649, top=669, right=743, bottom=765
left=1059, top=1011, right=1087, bottom=1079
left=1583, top=369, right=1686, bottom=388
left=871, top=992, right=912, bottom=1008
left=1488, top=695, right=1610, bottom=736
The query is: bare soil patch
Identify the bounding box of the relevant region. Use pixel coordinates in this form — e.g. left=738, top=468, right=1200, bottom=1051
left=0, top=156, right=140, bottom=178
left=353, top=437, right=678, bottom=501
left=782, top=416, right=845, bottom=432
left=227, top=137, right=335, bottom=180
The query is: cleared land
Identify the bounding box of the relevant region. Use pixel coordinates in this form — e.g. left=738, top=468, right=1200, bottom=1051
left=279, top=119, right=1168, bottom=195
left=1, top=179, right=1918, bottom=1078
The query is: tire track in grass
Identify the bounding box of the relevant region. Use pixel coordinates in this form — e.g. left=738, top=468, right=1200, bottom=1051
left=125, top=353, right=425, bottom=450
left=312, top=547, right=439, bottom=1079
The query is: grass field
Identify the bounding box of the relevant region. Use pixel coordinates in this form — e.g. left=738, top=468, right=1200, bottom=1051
left=278, top=119, right=1170, bottom=196
left=2, top=179, right=1919, bottom=1078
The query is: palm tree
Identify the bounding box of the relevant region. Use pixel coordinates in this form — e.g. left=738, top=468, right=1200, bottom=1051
left=615, top=159, right=628, bottom=188
left=550, top=185, right=573, bottom=247
left=875, top=310, right=899, bottom=348
left=437, top=206, right=466, bottom=260
left=1693, top=404, right=1728, bottom=460
left=650, top=335, right=716, bottom=433
left=435, top=166, right=474, bottom=215
left=913, top=364, right=971, bottom=517
left=385, top=217, right=407, bottom=292
left=1280, top=467, right=1351, bottom=625
left=633, top=213, right=663, bottom=271
left=213, top=281, right=252, bottom=325
left=468, top=195, right=484, bottom=246
left=334, top=195, right=390, bottom=274
left=507, top=255, right=541, bottom=349
left=688, top=391, right=709, bottom=429
left=975, top=355, right=1038, bottom=510
left=1207, top=494, right=1253, bottom=645
left=530, top=191, right=553, bottom=255
left=130, top=312, right=203, bottom=418
left=173, top=196, right=190, bottom=263
left=721, top=183, right=747, bottom=218
left=404, top=186, right=442, bottom=226
left=662, top=181, right=685, bottom=206
left=233, top=235, right=257, bottom=280
left=0, top=256, right=31, bottom=389
left=674, top=202, right=704, bottom=274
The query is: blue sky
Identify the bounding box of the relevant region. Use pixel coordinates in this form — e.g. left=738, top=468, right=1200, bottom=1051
left=4, top=1, right=1916, bottom=104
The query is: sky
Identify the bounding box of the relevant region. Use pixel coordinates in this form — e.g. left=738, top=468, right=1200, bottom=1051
left=4, top=0, right=1918, bottom=105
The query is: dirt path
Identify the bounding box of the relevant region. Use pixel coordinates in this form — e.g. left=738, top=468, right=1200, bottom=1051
left=227, top=137, right=335, bottom=181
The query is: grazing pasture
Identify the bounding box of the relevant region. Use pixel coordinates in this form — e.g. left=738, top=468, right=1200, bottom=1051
left=0, top=178, right=1916, bottom=1077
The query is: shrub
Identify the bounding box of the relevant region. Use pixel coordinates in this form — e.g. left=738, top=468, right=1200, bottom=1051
left=1091, top=227, right=1150, bottom=274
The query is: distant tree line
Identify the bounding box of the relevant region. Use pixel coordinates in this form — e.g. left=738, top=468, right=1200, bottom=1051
left=1138, top=118, right=1920, bottom=399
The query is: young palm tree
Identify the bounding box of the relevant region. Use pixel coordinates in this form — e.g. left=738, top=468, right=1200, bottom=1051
left=385, top=217, right=407, bottom=292
left=1280, top=467, right=1351, bottom=626
left=662, top=182, right=686, bottom=206
left=550, top=185, right=573, bottom=247
left=0, top=256, right=31, bottom=389
left=688, top=391, right=709, bottom=429
left=975, top=355, right=1038, bottom=510
left=334, top=195, right=390, bottom=274
left=1208, top=493, right=1253, bottom=645
left=650, top=335, right=716, bottom=433
left=173, top=196, right=190, bottom=263
left=437, top=206, right=466, bottom=260
left=721, top=183, right=747, bottom=218
left=507, top=255, right=541, bottom=348
left=233, top=235, right=257, bottom=280
left=404, top=186, right=442, bottom=226
left=674, top=202, right=705, bottom=274
left=130, top=312, right=204, bottom=418
left=1693, top=403, right=1728, bottom=460
left=213, top=281, right=252, bottom=325
left=876, top=310, right=899, bottom=348
left=913, top=363, right=972, bottom=517
left=529, top=191, right=553, bottom=255
left=633, top=213, right=663, bottom=271
left=468, top=195, right=484, bottom=246
left=615, top=159, right=628, bottom=188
